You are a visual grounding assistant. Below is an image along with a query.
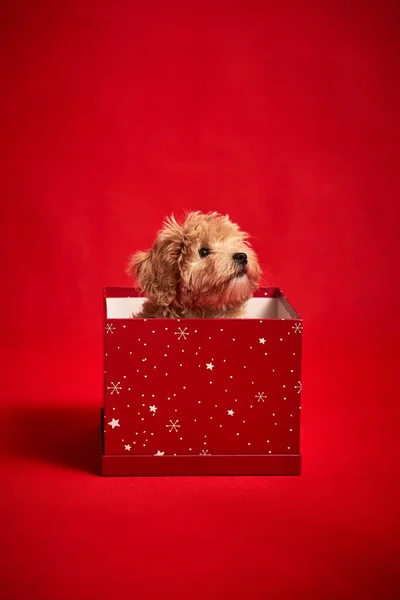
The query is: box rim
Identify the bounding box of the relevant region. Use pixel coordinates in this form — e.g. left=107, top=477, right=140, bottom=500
left=103, top=287, right=302, bottom=320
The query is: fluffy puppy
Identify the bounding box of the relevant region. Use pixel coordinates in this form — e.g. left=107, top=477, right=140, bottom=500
left=127, top=211, right=261, bottom=318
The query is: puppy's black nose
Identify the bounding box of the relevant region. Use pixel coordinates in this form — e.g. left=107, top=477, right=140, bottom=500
left=233, top=252, right=248, bottom=264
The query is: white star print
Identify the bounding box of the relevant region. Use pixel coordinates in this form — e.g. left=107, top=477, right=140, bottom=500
left=175, top=327, right=189, bottom=340
left=166, top=420, right=180, bottom=432
left=108, top=418, right=120, bottom=429
left=154, top=450, right=165, bottom=456
left=124, top=444, right=131, bottom=451
left=292, top=323, right=303, bottom=333
left=206, top=362, right=214, bottom=370
left=227, top=409, right=234, bottom=416
left=255, top=392, right=266, bottom=402
left=106, top=323, right=116, bottom=334
left=294, top=381, right=303, bottom=393
left=149, top=405, right=157, bottom=413
left=107, top=381, right=122, bottom=395
left=259, top=338, right=266, bottom=344
left=200, top=449, right=210, bottom=455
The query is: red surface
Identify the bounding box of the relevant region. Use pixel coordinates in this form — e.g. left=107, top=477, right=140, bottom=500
left=0, top=0, right=399, bottom=598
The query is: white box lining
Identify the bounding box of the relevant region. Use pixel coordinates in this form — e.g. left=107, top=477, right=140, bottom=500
left=106, top=297, right=295, bottom=320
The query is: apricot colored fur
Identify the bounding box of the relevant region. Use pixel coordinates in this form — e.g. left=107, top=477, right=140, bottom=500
left=127, top=212, right=261, bottom=318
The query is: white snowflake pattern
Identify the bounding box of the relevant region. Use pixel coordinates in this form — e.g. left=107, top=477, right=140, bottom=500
left=108, top=418, right=120, bottom=429
left=292, top=323, right=303, bottom=334
left=255, top=392, right=266, bottom=402
left=106, top=323, right=116, bottom=334
left=200, top=449, right=210, bottom=455
left=124, top=444, right=131, bottom=451
left=107, top=382, right=122, bottom=395
left=166, top=420, right=180, bottom=433
left=175, top=327, right=189, bottom=340
left=294, top=381, right=303, bottom=394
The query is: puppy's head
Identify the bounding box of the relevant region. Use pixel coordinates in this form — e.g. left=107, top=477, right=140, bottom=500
left=127, top=212, right=261, bottom=313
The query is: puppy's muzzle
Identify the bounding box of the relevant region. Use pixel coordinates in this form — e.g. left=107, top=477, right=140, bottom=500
left=232, top=252, right=248, bottom=265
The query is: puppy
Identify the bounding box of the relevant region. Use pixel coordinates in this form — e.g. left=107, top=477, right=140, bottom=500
left=127, top=211, right=261, bottom=318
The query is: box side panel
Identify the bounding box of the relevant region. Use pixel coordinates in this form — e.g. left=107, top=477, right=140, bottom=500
left=104, top=287, right=141, bottom=299
left=102, top=318, right=302, bottom=458
left=102, top=295, right=107, bottom=412
left=106, top=296, right=291, bottom=320
left=253, top=287, right=280, bottom=298
left=106, top=297, right=144, bottom=319
left=104, top=287, right=279, bottom=301
left=101, top=454, right=302, bottom=476
left=277, top=290, right=302, bottom=319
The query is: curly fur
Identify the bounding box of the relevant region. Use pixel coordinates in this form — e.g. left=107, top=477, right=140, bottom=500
left=127, top=211, right=261, bottom=318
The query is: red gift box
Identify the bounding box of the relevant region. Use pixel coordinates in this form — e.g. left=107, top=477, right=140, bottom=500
left=101, top=287, right=302, bottom=476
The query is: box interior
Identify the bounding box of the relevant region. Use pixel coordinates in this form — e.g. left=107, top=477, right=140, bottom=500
left=106, top=296, right=298, bottom=320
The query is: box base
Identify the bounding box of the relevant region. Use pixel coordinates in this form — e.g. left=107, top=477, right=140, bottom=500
left=101, top=410, right=301, bottom=476
left=101, top=453, right=302, bottom=476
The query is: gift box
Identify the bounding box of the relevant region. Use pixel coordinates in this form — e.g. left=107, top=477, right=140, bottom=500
left=101, top=287, right=302, bottom=476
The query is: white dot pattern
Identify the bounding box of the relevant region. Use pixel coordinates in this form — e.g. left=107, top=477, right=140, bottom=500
left=104, top=309, right=302, bottom=456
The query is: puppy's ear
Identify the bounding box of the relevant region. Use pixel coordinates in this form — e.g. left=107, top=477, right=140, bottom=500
left=127, top=249, right=167, bottom=302
left=126, top=216, right=186, bottom=307
left=126, top=251, right=150, bottom=278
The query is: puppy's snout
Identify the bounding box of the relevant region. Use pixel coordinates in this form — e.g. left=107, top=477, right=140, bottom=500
left=233, top=252, right=248, bottom=265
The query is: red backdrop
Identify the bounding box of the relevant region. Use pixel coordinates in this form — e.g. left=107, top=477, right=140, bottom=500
left=1, top=1, right=399, bottom=598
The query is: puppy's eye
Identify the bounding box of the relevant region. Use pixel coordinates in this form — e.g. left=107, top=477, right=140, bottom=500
left=199, top=247, right=210, bottom=258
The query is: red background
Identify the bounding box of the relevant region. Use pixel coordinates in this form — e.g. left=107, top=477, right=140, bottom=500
left=1, top=1, right=399, bottom=598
